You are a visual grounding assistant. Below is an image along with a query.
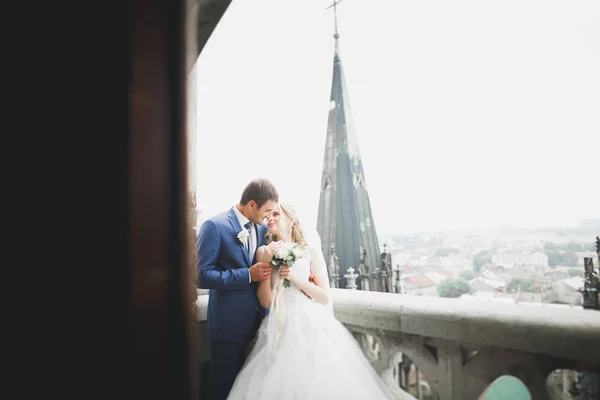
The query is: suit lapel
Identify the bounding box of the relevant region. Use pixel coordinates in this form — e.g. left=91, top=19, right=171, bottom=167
left=228, top=207, right=252, bottom=266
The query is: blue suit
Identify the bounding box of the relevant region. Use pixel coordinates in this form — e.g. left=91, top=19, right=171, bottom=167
left=197, top=207, right=268, bottom=400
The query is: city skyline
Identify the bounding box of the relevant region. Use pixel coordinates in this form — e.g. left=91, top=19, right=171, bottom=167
left=194, top=0, right=600, bottom=235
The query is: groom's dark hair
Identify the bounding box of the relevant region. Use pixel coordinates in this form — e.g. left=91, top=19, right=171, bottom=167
left=240, top=178, right=279, bottom=208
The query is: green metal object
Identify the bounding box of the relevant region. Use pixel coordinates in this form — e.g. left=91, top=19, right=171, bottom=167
left=480, top=376, right=531, bottom=400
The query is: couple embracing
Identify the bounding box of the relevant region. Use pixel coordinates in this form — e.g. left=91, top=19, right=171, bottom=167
left=197, top=178, right=413, bottom=400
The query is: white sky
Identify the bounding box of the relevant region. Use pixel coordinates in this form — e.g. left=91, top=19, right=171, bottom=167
left=194, top=0, right=600, bottom=235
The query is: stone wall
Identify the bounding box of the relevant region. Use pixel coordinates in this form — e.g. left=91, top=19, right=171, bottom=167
left=196, top=289, right=600, bottom=399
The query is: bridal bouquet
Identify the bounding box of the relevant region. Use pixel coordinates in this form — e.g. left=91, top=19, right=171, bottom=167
left=271, top=242, right=307, bottom=288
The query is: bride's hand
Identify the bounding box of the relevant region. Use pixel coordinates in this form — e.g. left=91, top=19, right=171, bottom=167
left=264, top=241, right=282, bottom=261
left=278, top=266, right=296, bottom=284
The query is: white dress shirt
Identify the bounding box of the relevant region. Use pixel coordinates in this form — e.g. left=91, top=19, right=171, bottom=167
left=233, top=205, right=256, bottom=283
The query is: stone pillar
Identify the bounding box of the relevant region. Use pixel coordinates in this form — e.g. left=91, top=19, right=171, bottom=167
left=395, top=265, right=405, bottom=294
left=596, top=236, right=599, bottom=267
left=416, top=366, right=423, bottom=399
left=371, top=268, right=379, bottom=292
left=344, top=267, right=359, bottom=289
left=357, top=248, right=370, bottom=291
left=581, top=257, right=599, bottom=309
left=380, top=245, right=393, bottom=293
left=399, top=354, right=413, bottom=392
left=328, top=245, right=340, bottom=288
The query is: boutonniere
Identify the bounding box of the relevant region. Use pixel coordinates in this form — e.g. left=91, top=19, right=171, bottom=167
left=237, top=229, right=249, bottom=245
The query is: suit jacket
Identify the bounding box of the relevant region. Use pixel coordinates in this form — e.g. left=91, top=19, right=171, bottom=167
left=197, top=207, right=268, bottom=342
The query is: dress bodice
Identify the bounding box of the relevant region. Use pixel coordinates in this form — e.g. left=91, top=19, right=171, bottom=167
left=289, top=255, right=311, bottom=281
left=276, top=255, right=313, bottom=306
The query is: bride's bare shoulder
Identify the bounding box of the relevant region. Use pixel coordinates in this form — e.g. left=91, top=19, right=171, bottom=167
left=256, top=245, right=269, bottom=262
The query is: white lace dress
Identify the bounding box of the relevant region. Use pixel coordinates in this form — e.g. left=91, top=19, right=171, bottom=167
left=227, top=251, right=414, bottom=400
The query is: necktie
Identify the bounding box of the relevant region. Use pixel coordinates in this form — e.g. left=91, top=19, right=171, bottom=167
left=245, top=222, right=255, bottom=260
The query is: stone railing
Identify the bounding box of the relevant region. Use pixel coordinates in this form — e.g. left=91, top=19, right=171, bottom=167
left=196, top=288, right=600, bottom=400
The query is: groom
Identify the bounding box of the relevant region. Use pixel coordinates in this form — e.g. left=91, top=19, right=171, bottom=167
left=197, top=178, right=279, bottom=400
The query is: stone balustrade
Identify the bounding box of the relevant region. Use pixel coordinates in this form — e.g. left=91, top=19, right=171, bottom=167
left=195, top=288, right=600, bottom=400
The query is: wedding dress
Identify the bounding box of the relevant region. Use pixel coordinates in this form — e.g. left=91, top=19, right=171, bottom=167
left=227, top=231, right=414, bottom=400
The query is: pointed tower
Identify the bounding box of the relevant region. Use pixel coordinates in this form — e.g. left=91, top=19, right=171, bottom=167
left=317, top=3, right=381, bottom=289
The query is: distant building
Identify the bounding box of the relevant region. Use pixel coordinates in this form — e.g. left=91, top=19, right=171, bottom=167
left=545, top=266, right=571, bottom=280
left=460, top=292, right=584, bottom=309
left=404, top=274, right=438, bottom=296
left=402, top=271, right=450, bottom=296
left=551, top=276, right=584, bottom=305
left=530, top=275, right=552, bottom=290
left=492, top=250, right=549, bottom=269
left=470, top=277, right=506, bottom=293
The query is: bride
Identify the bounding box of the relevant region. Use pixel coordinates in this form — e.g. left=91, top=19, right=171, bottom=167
left=227, top=203, right=414, bottom=400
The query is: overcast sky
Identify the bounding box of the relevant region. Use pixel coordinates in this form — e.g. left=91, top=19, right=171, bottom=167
left=194, top=0, right=600, bottom=235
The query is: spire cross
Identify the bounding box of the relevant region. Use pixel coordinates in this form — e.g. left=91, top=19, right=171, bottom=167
left=325, top=0, right=345, bottom=38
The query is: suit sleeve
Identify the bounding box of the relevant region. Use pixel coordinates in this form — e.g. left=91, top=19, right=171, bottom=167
left=197, top=219, right=251, bottom=290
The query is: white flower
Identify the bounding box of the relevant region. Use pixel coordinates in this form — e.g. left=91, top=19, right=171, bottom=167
left=237, top=229, right=249, bottom=245
left=292, top=248, right=304, bottom=259
left=275, top=248, right=287, bottom=259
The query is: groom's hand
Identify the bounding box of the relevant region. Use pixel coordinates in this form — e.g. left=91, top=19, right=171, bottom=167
left=249, top=262, right=272, bottom=282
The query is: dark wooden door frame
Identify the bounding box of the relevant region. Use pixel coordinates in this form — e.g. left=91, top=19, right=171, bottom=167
left=128, top=0, right=232, bottom=398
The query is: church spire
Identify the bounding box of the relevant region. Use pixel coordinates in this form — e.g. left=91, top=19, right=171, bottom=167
left=326, top=0, right=343, bottom=40
left=318, top=1, right=381, bottom=289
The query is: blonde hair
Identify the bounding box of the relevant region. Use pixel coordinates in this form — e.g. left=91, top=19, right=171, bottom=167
left=265, top=203, right=307, bottom=248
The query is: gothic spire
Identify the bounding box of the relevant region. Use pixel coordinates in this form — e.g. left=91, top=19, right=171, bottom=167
left=317, top=2, right=381, bottom=289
